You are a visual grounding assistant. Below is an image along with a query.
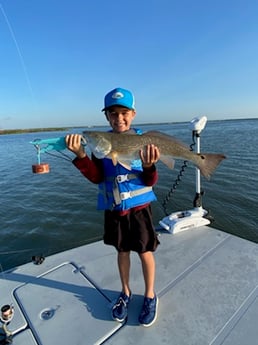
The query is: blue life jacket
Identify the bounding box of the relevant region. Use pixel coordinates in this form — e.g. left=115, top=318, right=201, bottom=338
left=97, top=129, right=157, bottom=211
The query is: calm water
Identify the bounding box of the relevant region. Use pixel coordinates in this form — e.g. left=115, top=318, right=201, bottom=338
left=1, top=119, right=257, bottom=271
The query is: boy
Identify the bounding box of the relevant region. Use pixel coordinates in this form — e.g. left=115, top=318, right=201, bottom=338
left=66, top=87, right=160, bottom=327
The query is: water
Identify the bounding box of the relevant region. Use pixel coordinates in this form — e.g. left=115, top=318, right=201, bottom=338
left=1, top=119, right=257, bottom=271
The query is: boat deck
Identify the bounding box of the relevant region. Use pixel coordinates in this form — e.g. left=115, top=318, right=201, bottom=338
left=1, top=225, right=258, bottom=344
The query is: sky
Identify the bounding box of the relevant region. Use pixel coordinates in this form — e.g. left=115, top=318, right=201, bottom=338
left=1, top=0, right=258, bottom=129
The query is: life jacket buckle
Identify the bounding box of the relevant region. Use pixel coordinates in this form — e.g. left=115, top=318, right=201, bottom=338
left=116, top=174, right=129, bottom=183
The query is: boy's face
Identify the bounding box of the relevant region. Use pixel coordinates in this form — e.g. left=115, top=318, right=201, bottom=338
left=105, top=106, right=136, bottom=133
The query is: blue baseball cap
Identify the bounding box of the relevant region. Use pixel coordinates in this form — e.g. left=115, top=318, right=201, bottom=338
left=102, top=87, right=135, bottom=111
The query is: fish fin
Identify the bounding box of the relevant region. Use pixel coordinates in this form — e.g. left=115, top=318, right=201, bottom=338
left=110, top=152, right=118, bottom=166
left=197, top=153, right=226, bottom=180
left=117, top=160, right=132, bottom=170
left=160, top=155, right=175, bottom=169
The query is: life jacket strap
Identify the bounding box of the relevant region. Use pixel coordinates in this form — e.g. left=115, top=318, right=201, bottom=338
left=113, top=186, right=153, bottom=204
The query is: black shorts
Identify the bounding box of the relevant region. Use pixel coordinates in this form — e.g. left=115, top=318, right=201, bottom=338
left=103, top=205, right=160, bottom=253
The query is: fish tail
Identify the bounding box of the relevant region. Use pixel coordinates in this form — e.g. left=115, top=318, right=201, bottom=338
left=196, top=153, right=226, bottom=179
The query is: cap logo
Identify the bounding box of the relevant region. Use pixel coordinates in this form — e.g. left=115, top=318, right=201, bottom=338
left=111, top=92, right=124, bottom=99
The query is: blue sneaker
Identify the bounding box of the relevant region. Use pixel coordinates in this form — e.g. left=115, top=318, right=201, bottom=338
left=138, top=294, right=158, bottom=327
left=112, top=292, right=131, bottom=322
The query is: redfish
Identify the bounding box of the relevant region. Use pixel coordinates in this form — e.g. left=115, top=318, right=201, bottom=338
left=83, top=130, right=226, bottom=179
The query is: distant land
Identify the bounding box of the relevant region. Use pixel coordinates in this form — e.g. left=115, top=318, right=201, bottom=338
left=0, top=125, right=109, bottom=135
left=0, top=127, right=69, bottom=135
left=0, top=123, right=174, bottom=135
left=0, top=118, right=256, bottom=135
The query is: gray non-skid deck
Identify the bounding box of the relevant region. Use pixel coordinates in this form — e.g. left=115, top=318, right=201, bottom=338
left=1, top=225, right=258, bottom=344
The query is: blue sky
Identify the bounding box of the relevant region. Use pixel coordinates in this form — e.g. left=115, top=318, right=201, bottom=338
left=1, top=0, right=258, bottom=129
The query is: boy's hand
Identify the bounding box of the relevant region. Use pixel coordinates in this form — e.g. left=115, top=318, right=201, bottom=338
left=140, top=144, right=160, bottom=169
left=65, top=134, right=86, bottom=159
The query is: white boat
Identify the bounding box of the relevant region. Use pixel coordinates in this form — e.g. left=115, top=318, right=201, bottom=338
left=1, top=224, right=258, bottom=345
left=1, top=117, right=257, bottom=344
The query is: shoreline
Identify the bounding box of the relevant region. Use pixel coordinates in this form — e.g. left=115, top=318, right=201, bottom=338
left=0, top=127, right=69, bottom=135
left=1, top=118, right=257, bottom=135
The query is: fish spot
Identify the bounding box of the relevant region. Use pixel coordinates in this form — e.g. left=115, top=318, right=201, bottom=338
left=201, top=155, right=205, bottom=160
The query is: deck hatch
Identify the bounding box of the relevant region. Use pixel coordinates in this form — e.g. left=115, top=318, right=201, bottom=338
left=14, top=263, right=122, bottom=345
